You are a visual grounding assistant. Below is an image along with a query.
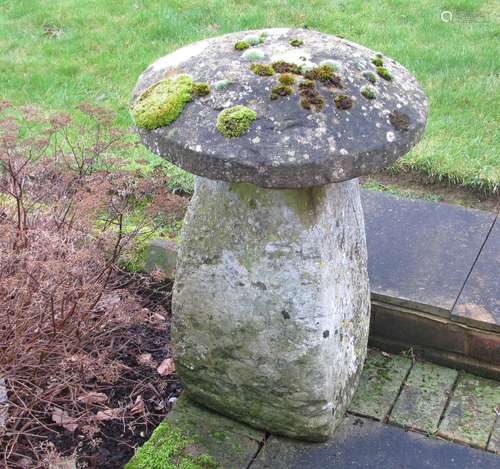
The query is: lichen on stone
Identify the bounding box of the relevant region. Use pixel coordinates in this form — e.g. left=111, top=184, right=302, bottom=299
left=334, top=94, right=354, bottom=110
left=362, top=70, right=377, bottom=84
left=271, top=60, right=302, bottom=74
left=216, top=105, right=257, bottom=138
left=242, top=49, right=265, bottom=61
left=249, top=63, right=274, bottom=76
left=192, top=82, right=210, bottom=96
left=234, top=40, right=250, bottom=50
left=360, top=85, right=376, bottom=100
left=131, top=75, right=193, bottom=130
left=278, top=73, right=295, bottom=85
left=289, top=38, right=304, bottom=47
left=376, top=66, right=392, bottom=81
left=389, top=110, right=410, bottom=131
left=270, top=85, right=292, bottom=100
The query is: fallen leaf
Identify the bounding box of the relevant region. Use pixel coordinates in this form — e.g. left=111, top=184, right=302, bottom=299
left=52, top=408, right=78, bottom=432
left=96, top=408, right=121, bottom=421
left=78, top=392, right=108, bottom=405
left=130, top=395, right=145, bottom=415
left=381, top=351, right=392, bottom=358
left=137, top=353, right=155, bottom=366
left=157, top=358, right=175, bottom=376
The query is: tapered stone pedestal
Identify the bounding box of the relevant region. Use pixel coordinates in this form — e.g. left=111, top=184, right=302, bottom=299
left=173, top=177, right=370, bottom=440
left=132, top=27, right=428, bottom=441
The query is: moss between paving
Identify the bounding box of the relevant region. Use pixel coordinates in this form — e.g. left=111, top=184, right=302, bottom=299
left=126, top=396, right=264, bottom=468
left=438, top=373, right=500, bottom=449
left=348, top=352, right=412, bottom=420
left=389, top=361, right=457, bottom=434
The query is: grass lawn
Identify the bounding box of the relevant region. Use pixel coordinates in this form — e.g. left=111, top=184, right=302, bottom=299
left=0, top=0, right=498, bottom=193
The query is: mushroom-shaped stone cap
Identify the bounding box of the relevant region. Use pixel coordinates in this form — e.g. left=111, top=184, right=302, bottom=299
left=132, top=28, right=428, bottom=189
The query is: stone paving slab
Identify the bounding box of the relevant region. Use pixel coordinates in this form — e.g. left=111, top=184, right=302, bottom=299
left=251, top=415, right=500, bottom=468
left=438, top=373, right=500, bottom=449
left=488, top=417, right=500, bottom=454
left=126, top=395, right=264, bottom=468
left=452, top=218, right=500, bottom=332
left=349, top=351, right=412, bottom=420
left=362, top=190, right=496, bottom=317
left=389, top=361, right=457, bottom=434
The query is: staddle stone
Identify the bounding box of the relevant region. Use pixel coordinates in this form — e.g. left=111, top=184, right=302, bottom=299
left=132, top=28, right=428, bottom=441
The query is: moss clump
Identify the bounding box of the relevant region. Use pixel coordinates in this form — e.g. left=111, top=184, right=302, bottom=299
left=334, top=94, right=354, bottom=110
left=304, top=64, right=342, bottom=88
left=249, top=63, right=274, bottom=76
left=319, top=59, right=341, bottom=71
left=271, top=61, right=302, bottom=74
left=389, top=110, right=410, bottom=131
left=289, top=38, right=304, bottom=47
left=278, top=73, right=295, bottom=85
left=125, top=421, right=218, bottom=469
left=131, top=75, right=193, bottom=130
left=298, top=80, right=324, bottom=111
left=242, top=49, right=265, bottom=61
left=362, top=71, right=377, bottom=83
left=213, top=79, right=233, bottom=90
left=376, top=66, right=392, bottom=81
left=371, top=57, right=384, bottom=67
left=216, top=105, right=256, bottom=138
left=234, top=41, right=249, bottom=50
left=192, top=82, right=210, bottom=97
left=243, top=34, right=260, bottom=46
left=360, top=85, right=376, bottom=100
left=270, top=85, right=292, bottom=100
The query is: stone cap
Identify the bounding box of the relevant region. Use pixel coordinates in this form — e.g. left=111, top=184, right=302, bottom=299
left=132, top=28, right=428, bottom=188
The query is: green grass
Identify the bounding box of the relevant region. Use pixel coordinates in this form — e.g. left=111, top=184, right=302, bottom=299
left=0, top=0, right=498, bottom=193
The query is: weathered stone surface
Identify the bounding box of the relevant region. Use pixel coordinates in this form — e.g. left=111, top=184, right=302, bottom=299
left=438, top=373, right=500, bottom=448
left=452, top=218, right=500, bottom=332
left=127, top=395, right=264, bottom=468
left=144, top=238, right=178, bottom=278
left=173, top=177, right=370, bottom=441
left=487, top=417, right=500, bottom=454
left=363, top=190, right=496, bottom=316
left=389, top=361, right=457, bottom=433
left=252, top=415, right=500, bottom=469
left=133, top=28, right=428, bottom=188
left=349, top=351, right=412, bottom=420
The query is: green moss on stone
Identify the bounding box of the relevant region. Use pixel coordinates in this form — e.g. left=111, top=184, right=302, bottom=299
left=213, top=79, right=233, bottom=90
left=304, top=64, right=342, bottom=88
left=289, top=38, right=304, bottom=47
left=360, top=85, right=376, bottom=100
left=249, top=63, right=274, bottom=76
left=234, top=41, right=250, bottom=50
left=192, top=82, right=210, bottom=97
left=243, top=34, right=260, bottom=46
left=362, top=70, right=377, bottom=83
left=371, top=57, right=384, bottom=67
left=242, top=49, right=265, bottom=61
left=298, top=80, right=324, bottom=111
left=376, top=66, right=392, bottom=81
left=278, top=73, right=295, bottom=85
left=270, top=85, right=292, bottom=100
left=271, top=61, right=302, bottom=74
left=334, top=94, right=353, bottom=110
left=131, top=75, right=193, bottom=130
left=216, top=105, right=256, bottom=138
left=125, top=421, right=218, bottom=469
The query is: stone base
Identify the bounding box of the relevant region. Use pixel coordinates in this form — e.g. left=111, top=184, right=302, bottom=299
left=172, top=177, right=370, bottom=441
